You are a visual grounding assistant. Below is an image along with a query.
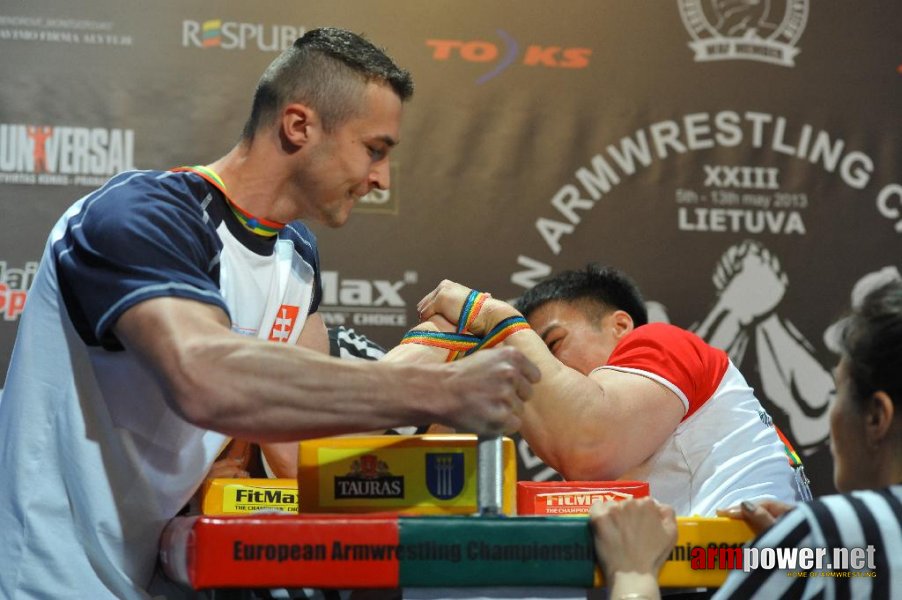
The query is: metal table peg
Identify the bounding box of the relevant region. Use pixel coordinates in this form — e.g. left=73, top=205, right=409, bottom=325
left=476, top=434, right=504, bottom=515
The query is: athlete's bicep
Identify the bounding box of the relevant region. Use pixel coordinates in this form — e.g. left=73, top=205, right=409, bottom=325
left=589, top=368, right=685, bottom=471
left=114, top=296, right=231, bottom=395
left=55, top=173, right=225, bottom=349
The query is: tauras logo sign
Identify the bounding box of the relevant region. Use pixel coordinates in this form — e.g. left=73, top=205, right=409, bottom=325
left=334, top=454, right=404, bottom=499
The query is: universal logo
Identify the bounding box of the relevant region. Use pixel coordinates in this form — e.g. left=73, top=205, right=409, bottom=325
left=334, top=454, right=404, bottom=499
left=678, top=0, right=808, bottom=67
left=0, top=124, right=135, bottom=187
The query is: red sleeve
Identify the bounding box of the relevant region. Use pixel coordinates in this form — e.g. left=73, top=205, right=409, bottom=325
left=603, top=323, right=728, bottom=419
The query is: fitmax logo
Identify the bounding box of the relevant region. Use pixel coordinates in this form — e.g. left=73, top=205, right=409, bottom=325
left=182, top=19, right=304, bottom=51
left=427, top=30, right=591, bottom=84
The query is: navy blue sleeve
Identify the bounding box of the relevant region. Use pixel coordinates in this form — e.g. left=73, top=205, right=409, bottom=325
left=284, top=220, right=322, bottom=314
left=53, top=171, right=228, bottom=350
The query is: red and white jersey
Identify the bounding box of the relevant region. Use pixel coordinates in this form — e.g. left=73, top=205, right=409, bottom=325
left=595, top=323, right=797, bottom=516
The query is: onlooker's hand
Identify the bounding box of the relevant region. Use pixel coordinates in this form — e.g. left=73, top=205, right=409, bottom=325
left=716, top=499, right=795, bottom=535
left=590, top=498, right=677, bottom=584
left=443, top=346, right=540, bottom=435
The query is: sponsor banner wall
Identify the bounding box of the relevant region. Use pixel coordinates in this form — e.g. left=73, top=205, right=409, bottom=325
left=1, top=1, right=899, bottom=494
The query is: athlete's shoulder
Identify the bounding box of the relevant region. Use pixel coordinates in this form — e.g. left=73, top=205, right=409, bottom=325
left=628, top=322, right=708, bottom=345
left=60, top=169, right=222, bottom=265
left=117, top=169, right=211, bottom=202
left=84, top=169, right=212, bottom=216
left=608, top=322, right=729, bottom=414
left=617, top=322, right=724, bottom=361
left=281, top=220, right=320, bottom=261
left=282, top=220, right=317, bottom=246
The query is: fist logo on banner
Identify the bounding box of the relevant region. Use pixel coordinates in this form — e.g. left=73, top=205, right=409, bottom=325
left=678, top=0, right=808, bottom=66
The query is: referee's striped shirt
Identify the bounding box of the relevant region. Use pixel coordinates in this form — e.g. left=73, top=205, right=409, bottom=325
left=714, top=484, right=901, bottom=599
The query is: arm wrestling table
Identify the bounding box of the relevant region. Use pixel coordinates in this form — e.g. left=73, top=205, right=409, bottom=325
left=160, top=435, right=753, bottom=596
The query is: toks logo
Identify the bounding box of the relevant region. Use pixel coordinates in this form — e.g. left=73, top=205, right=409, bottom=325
left=0, top=261, right=36, bottom=322
left=0, top=124, right=135, bottom=187
left=427, top=30, right=591, bottom=84
left=182, top=19, right=304, bottom=51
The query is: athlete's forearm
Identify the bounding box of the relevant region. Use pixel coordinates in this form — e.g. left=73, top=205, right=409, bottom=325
left=115, top=297, right=452, bottom=441
left=169, top=334, right=450, bottom=441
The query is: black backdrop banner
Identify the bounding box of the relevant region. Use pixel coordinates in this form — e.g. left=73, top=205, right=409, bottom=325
left=2, top=1, right=900, bottom=495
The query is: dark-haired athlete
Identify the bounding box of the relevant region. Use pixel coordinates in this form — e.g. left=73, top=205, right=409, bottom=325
left=417, top=265, right=801, bottom=516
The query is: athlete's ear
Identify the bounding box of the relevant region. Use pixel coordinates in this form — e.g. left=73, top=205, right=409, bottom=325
left=280, top=103, right=318, bottom=149
left=864, top=390, right=895, bottom=447
left=610, top=310, right=634, bottom=340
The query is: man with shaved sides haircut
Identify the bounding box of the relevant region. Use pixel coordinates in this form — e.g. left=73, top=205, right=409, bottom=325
left=0, top=28, right=538, bottom=598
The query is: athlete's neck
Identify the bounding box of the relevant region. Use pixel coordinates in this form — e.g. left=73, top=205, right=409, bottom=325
left=184, top=162, right=286, bottom=238
left=208, top=144, right=302, bottom=225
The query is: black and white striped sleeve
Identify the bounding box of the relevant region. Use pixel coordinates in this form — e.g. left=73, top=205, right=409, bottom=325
left=713, top=485, right=901, bottom=599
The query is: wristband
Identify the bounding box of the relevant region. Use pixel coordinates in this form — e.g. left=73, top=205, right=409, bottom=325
left=400, top=330, right=481, bottom=362
left=447, top=290, right=490, bottom=360
left=457, top=290, right=490, bottom=334
left=464, top=316, right=531, bottom=356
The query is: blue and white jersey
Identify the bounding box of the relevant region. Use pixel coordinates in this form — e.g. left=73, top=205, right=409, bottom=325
left=0, top=169, right=321, bottom=598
